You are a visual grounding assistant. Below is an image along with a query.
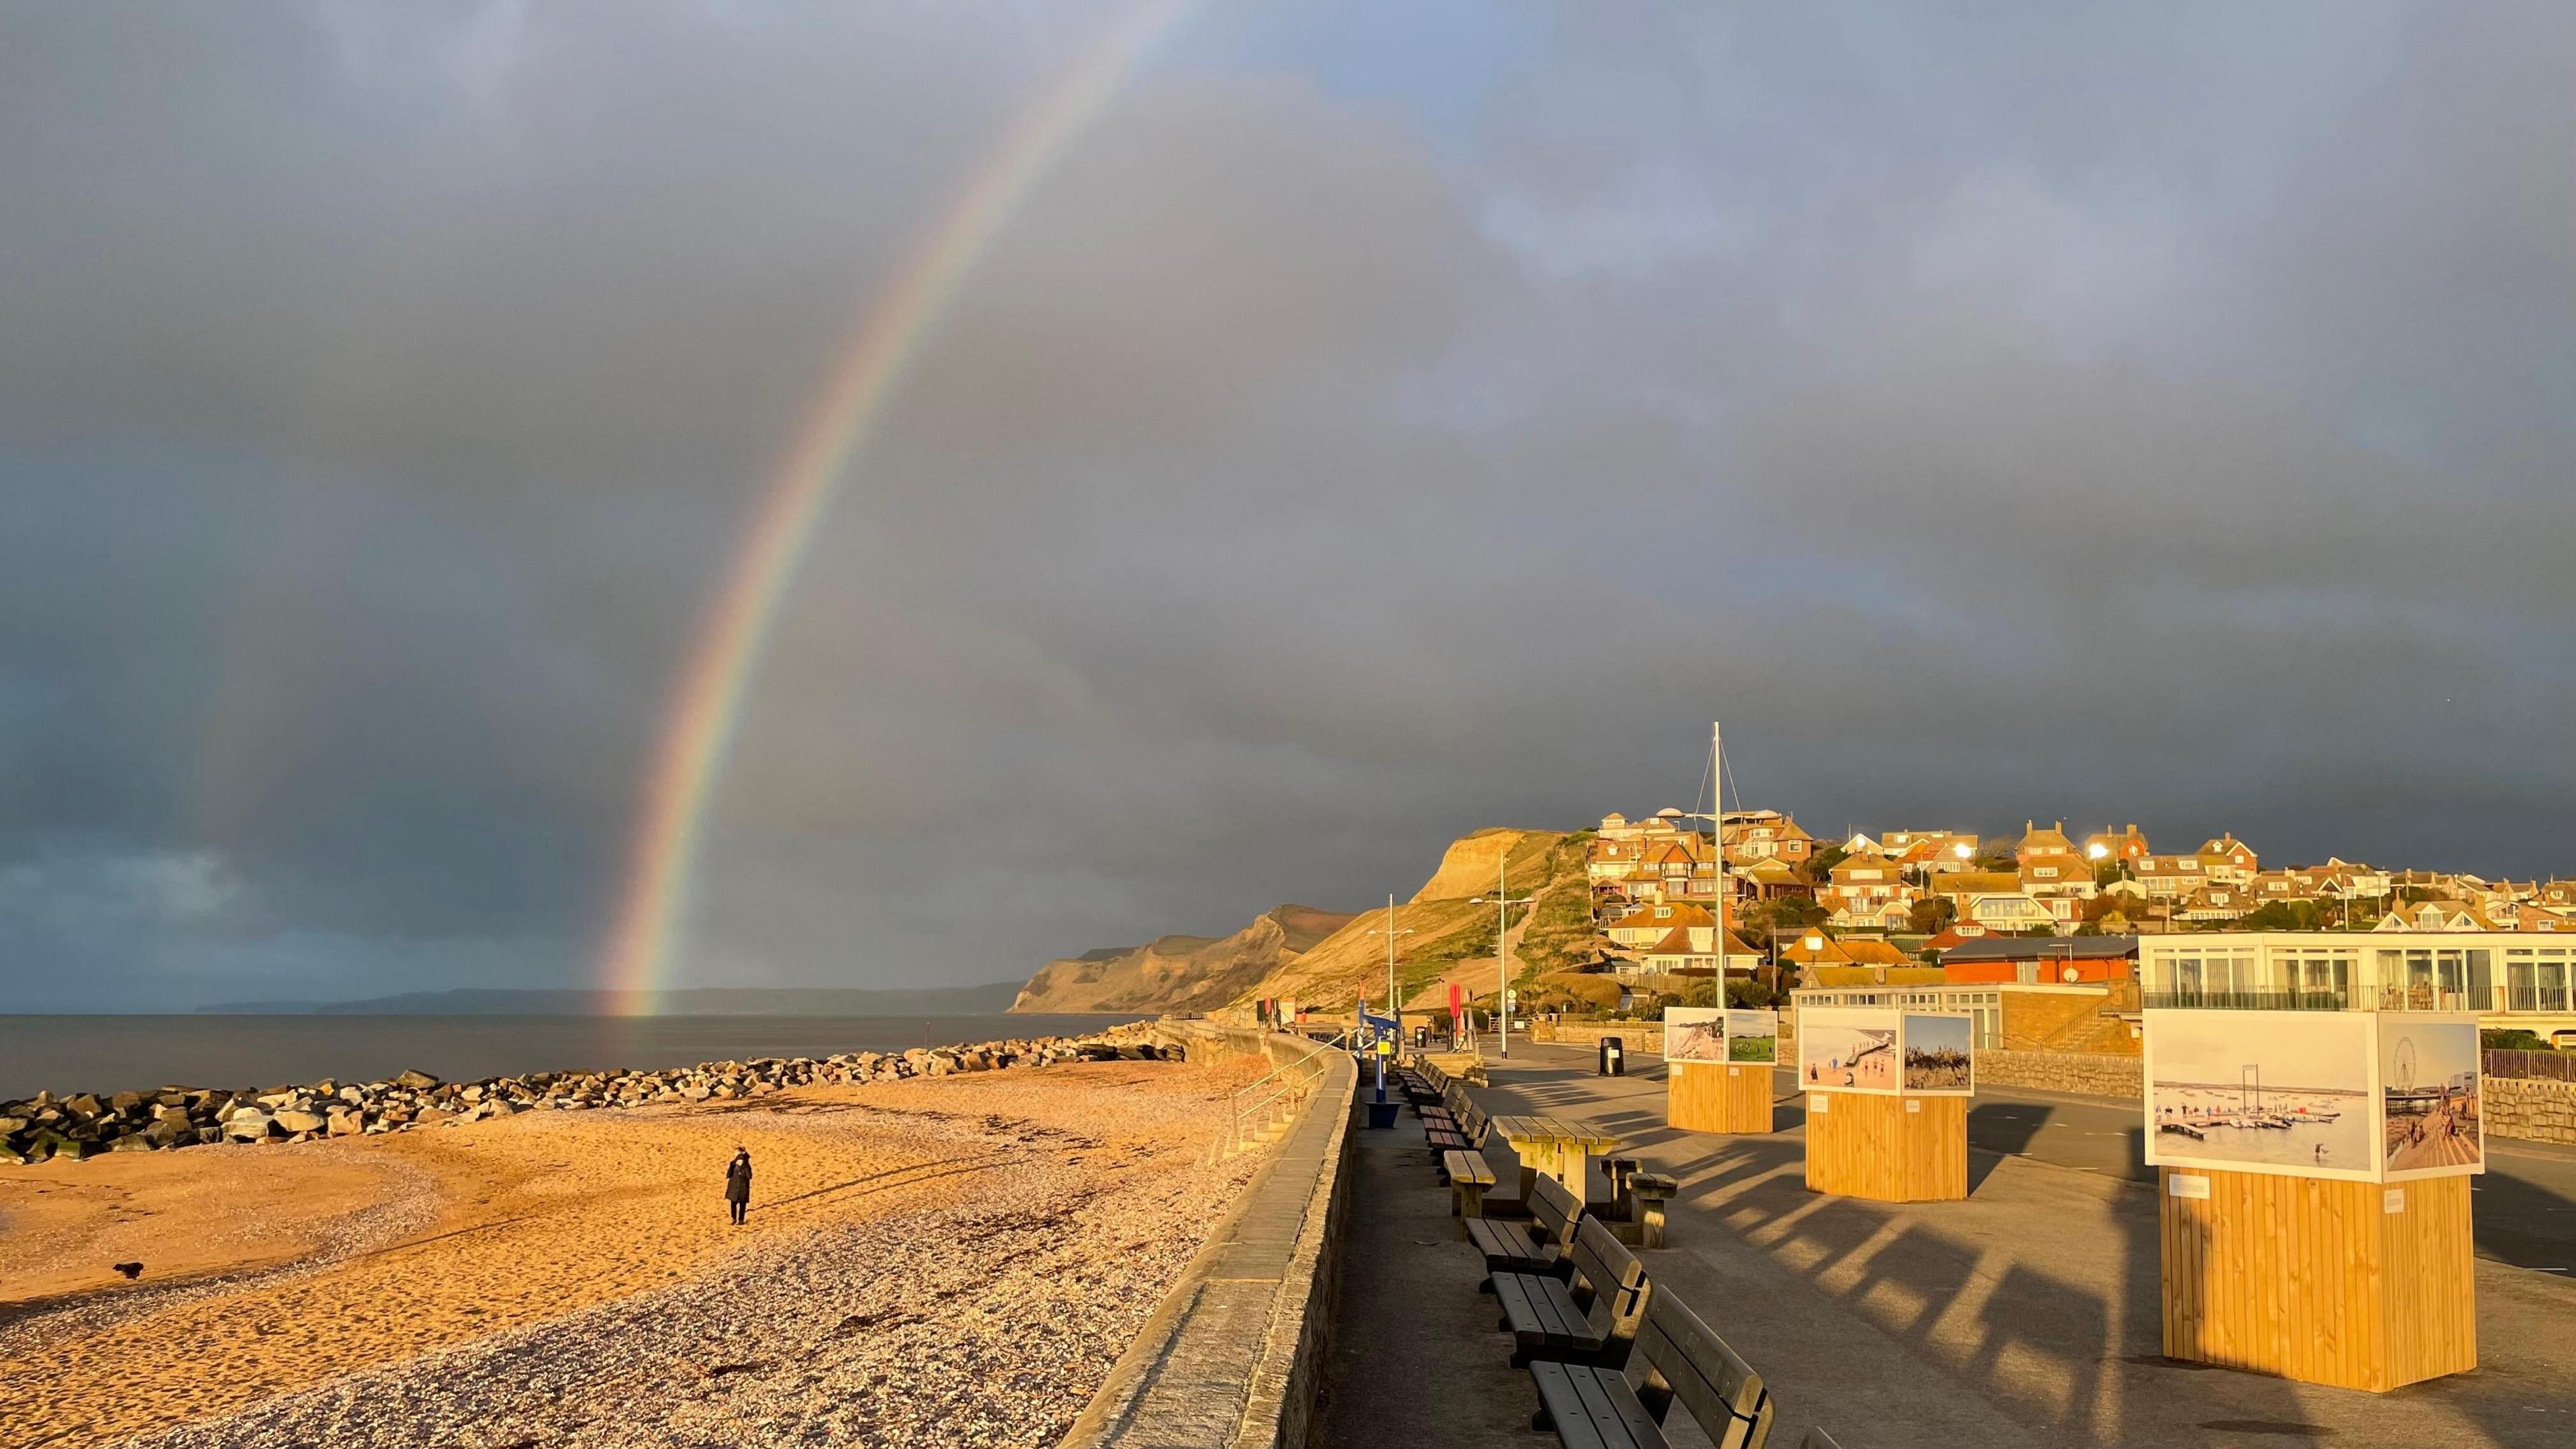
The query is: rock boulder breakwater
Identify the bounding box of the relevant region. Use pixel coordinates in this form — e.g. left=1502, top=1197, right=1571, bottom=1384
left=3, top=1024, right=1171, bottom=1165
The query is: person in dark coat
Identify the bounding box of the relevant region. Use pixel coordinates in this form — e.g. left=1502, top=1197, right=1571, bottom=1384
left=725, top=1147, right=753, bottom=1225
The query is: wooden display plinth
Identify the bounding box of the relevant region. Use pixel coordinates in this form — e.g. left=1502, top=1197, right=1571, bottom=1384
left=2159, top=1167, right=2475, bottom=1391
left=1668, top=1060, right=1773, bottom=1134
left=1803, top=1091, right=1967, bottom=1201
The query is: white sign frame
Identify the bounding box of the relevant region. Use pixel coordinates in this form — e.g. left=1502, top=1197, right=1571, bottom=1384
left=2143, top=1009, right=2485, bottom=1186
left=1797, top=1004, right=1903, bottom=1096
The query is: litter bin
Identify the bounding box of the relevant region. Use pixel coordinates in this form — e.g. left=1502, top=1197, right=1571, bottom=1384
left=1598, top=1036, right=1625, bottom=1076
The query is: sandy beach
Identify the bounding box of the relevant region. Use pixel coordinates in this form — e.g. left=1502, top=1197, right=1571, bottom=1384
left=3, top=1053, right=1270, bottom=1449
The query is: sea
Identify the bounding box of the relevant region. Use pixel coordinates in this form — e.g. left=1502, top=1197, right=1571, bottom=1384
left=0, top=1014, right=1150, bottom=1101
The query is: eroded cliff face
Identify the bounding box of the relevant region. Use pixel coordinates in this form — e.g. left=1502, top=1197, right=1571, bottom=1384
left=1408, top=828, right=1564, bottom=904
left=1008, top=906, right=1356, bottom=1014
left=1012, top=827, right=1590, bottom=1018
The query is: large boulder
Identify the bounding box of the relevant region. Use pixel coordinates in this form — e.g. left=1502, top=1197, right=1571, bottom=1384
left=393, top=1069, right=441, bottom=1090
left=272, top=1109, right=327, bottom=1134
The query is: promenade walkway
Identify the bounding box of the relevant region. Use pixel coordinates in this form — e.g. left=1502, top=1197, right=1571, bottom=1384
left=1317, top=1042, right=2576, bottom=1449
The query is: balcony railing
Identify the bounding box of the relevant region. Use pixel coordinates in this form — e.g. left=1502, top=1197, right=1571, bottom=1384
left=2141, top=988, right=2353, bottom=1012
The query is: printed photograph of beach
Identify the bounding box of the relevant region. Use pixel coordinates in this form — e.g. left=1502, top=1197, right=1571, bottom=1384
left=1800, top=1009, right=1898, bottom=1093
left=1664, top=1008, right=1727, bottom=1063
left=2145, top=1010, right=2373, bottom=1180
left=1901, top=1014, right=1974, bottom=1092
left=2382, top=1016, right=2483, bottom=1179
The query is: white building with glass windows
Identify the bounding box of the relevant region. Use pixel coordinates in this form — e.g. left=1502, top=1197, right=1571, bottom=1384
left=2137, top=931, right=2576, bottom=1045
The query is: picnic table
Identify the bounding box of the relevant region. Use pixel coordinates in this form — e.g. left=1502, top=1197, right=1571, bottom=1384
left=1489, top=1114, right=1622, bottom=1205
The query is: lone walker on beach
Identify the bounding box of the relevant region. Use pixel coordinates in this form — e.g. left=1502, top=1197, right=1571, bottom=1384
left=725, top=1147, right=753, bottom=1226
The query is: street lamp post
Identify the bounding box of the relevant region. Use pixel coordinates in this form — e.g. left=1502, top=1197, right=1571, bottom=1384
left=1360, top=893, right=1415, bottom=1038
left=1472, top=855, right=1536, bottom=1061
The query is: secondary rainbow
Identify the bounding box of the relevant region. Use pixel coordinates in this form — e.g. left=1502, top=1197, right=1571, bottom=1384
left=598, top=0, right=1197, bottom=1014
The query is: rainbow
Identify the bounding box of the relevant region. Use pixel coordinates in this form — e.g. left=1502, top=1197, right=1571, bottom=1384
left=597, top=0, right=1197, bottom=1014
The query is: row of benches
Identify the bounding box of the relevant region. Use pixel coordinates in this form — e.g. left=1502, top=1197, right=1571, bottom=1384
left=1395, top=1058, right=1844, bottom=1449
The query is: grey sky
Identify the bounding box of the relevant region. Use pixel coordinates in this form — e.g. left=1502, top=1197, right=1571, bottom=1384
left=3, top=3, right=2570, bottom=1008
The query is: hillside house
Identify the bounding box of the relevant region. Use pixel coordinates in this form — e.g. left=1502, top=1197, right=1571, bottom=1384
left=2249, top=870, right=2320, bottom=904
left=1825, top=855, right=1914, bottom=916
left=2017, top=820, right=2081, bottom=867
left=1587, top=835, right=1646, bottom=884
left=1737, top=859, right=1813, bottom=901
left=1776, top=932, right=1856, bottom=973
left=1722, top=812, right=1814, bottom=867
left=2176, top=883, right=2251, bottom=923
left=1606, top=900, right=1715, bottom=951
left=1874, top=830, right=1980, bottom=871
left=2195, top=834, right=2259, bottom=885
left=2374, top=898, right=2503, bottom=932
left=2132, top=854, right=2207, bottom=899
left=1959, top=892, right=2057, bottom=932
left=2019, top=854, right=2098, bottom=907
left=2082, top=824, right=2152, bottom=865
left=1829, top=900, right=1915, bottom=934
left=1637, top=926, right=1763, bottom=978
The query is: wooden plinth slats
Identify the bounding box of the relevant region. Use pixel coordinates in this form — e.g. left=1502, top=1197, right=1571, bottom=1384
left=1668, top=1061, right=1773, bottom=1134
left=2158, top=1166, right=2474, bottom=1392
left=1803, top=1091, right=1967, bottom=1202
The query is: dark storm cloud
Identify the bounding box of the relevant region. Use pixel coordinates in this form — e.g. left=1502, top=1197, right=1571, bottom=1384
left=3, top=3, right=2569, bottom=1007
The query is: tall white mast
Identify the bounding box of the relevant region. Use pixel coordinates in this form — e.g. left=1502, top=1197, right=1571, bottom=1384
left=1713, top=719, right=1726, bottom=951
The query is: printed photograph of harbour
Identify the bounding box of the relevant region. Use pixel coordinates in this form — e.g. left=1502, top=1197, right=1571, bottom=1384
left=2147, top=1011, right=2373, bottom=1177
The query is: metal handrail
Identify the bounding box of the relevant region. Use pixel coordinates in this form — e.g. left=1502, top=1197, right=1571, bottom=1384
left=1211, top=1042, right=1335, bottom=1159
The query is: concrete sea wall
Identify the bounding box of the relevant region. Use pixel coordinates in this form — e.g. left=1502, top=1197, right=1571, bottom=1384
left=1061, top=1024, right=1356, bottom=1449
left=1972, top=1047, right=2144, bottom=1099
left=1530, top=1020, right=1659, bottom=1054
left=2485, top=1075, right=2576, bottom=1146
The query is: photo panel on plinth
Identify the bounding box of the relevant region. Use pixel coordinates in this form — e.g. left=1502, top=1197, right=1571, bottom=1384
left=2145, top=1009, right=2481, bottom=1393
left=1799, top=1006, right=1971, bottom=1201
left=1665, top=1007, right=1775, bottom=1133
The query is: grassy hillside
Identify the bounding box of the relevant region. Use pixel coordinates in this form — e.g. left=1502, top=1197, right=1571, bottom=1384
left=1234, top=826, right=1597, bottom=1012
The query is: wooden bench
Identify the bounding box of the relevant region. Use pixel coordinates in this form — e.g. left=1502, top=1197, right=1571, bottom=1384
left=1428, top=1091, right=1490, bottom=1167
left=1493, top=1216, right=1649, bottom=1369
left=1446, top=1148, right=1498, bottom=1216
left=1529, top=1285, right=1772, bottom=1448
left=1468, top=1169, right=1580, bottom=1290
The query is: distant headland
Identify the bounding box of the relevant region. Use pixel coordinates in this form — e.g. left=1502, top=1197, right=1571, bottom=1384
left=193, top=981, right=1030, bottom=1016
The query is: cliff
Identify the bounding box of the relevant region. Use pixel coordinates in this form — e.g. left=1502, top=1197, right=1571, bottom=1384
left=1013, top=827, right=1603, bottom=1018
left=1010, top=904, right=1357, bottom=1014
